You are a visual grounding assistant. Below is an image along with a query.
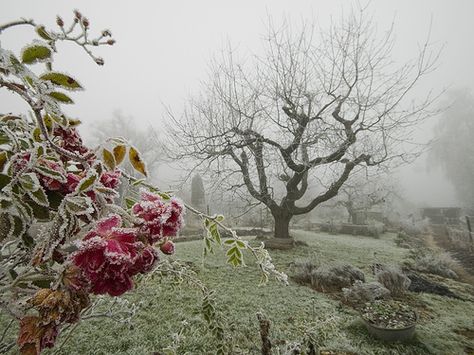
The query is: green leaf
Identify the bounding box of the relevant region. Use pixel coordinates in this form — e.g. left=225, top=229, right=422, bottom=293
left=35, top=145, right=45, bottom=158
left=27, top=187, right=49, bottom=207
left=226, top=246, right=238, bottom=257
left=12, top=215, right=26, bottom=237
left=25, top=199, right=50, bottom=220
left=125, top=197, right=137, bottom=209
left=0, top=194, right=13, bottom=210
left=157, top=192, right=171, bottom=200
left=39, top=72, right=83, bottom=90
left=21, top=43, right=52, bottom=64
left=35, top=165, right=66, bottom=183
left=236, top=240, right=246, bottom=249
left=35, top=25, right=53, bottom=41
left=0, top=132, right=10, bottom=145
left=48, top=91, right=74, bottom=104
left=19, top=173, right=41, bottom=191
left=21, top=233, right=35, bottom=248
left=32, top=127, right=44, bottom=142
left=77, top=172, right=97, bottom=192
left=65, top=196, right=94, bottom=215
left=46, top=190, right=63, bottom=210
left=131, top=178, right=146, bottom=187
left=24, top=76, right=35, bottom=87
left=223, top=239, right=235, bottom=245
left=209, top=223, right=221, bottom=244
left=42, top=114, right=53, bottom=131
left=0, top=173, right=11, bottom=190
left=95, top=186, right=117, bottom=195
left=12, top=195, right=34, bottom=220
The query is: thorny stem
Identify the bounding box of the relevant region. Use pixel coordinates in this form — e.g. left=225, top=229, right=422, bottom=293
left=0, top=14, right=110, bottom=65
left=0, top=19, right=36, bottom=33
left=0, top=80, right=91, bottom=165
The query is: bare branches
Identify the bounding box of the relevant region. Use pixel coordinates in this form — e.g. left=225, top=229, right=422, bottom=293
left=166, top=6, right=440, bottom=236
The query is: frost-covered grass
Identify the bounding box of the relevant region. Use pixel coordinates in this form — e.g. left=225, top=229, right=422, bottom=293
left=2, top=230, right=474, bottom=354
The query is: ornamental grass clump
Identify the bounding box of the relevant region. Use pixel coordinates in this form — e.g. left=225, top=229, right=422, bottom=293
left=375, top=266, right=411, bottom=297
left=342, top=280, right=391, bottom=307
left=311, top=264, right=365, bottom=292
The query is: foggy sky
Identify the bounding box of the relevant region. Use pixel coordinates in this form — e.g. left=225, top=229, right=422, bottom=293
left=1, top=0, right=473, bottom=207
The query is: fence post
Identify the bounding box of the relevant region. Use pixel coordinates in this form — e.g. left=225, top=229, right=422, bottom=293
left=465, top=216, right=473, bottom=251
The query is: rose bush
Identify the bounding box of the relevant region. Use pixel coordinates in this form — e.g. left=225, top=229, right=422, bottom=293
left=0, top=10, right=286, bottom=354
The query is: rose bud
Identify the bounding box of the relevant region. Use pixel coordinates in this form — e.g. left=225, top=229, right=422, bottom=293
left=160, top=241, right=175, bottom=255
left=56, top=16, right=64, bottom=27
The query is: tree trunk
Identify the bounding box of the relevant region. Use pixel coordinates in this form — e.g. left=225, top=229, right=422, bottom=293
left=273, top=212, right=292, bottom=239
left=265, top=210, right=294, bottom=249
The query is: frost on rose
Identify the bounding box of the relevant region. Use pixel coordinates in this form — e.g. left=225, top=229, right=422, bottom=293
left=132, top=190, right=185, bottom=244
left=72, top=196, right=184, bottom=297
left=72, top=214, right=159, bottom=296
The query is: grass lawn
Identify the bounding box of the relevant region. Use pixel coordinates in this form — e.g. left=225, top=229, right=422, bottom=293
left=2, top=230, right=474, bottom=354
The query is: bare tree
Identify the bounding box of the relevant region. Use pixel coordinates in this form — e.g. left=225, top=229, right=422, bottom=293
left=328, top=170, right=398, bottom=224
left=167, top=8, right=439, bottom=243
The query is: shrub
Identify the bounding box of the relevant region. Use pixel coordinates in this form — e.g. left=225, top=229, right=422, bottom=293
left=375, top=266, right=411, bottom=297
left=342, top=281, right=391, bottom=307
left=399, top=218, right=429, bottom=237
left=395, top=231, right=411, bottom=248
left=289, top=259, right=319, bottom=285
left=311, top=264, right=365, bottom=292
left=411, top=250, right=458, bottom=279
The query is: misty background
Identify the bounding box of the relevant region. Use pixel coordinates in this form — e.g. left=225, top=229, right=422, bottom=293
left=1, top=0, right=473, bottom=208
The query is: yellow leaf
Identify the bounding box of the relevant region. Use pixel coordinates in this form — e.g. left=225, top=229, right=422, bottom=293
left=42, top=115, right=53, bottom=134
left=0, top=151, right=7, bottom=171
left=32, top=127, right=43, bottom=142
left=102, top=148, right=116, bottom=171
left=128, top=146, right=147, bottom=176
left=113, top=145, right=126, bottom=165
left=67, top=118, right=82, bottom=127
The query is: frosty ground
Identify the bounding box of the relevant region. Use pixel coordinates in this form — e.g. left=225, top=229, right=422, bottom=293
left=2, top=230, right=474, bottom=354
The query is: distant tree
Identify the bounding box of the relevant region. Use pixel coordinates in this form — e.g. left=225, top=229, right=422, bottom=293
left=167, top=7, right=439, bottom=243
left=191, top=173, right=206, bottom=209
left=331, top=171, right=398, bottom=224
left=430, top=89, right=474, bottom=210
